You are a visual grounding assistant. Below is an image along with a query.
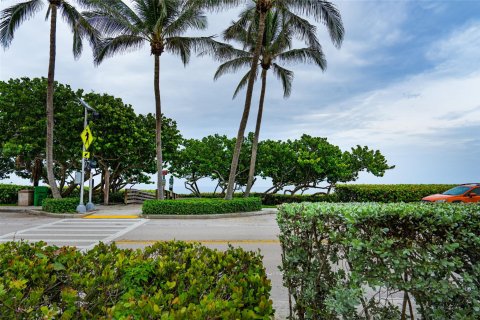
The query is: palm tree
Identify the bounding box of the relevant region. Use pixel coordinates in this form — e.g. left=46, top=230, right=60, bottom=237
left=223, top=0, right=344, bottom=200
left=0, top=0, right=98, bottom=198
left=83, top=0, right=231, bottom=200
left=215, top=9, right=328, bottom=197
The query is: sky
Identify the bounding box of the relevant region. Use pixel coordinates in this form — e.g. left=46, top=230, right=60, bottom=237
left=1, top=0, right=480, bottom=193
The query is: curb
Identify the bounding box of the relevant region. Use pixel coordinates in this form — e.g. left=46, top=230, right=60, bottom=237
left=141, top=209, right=277, bottom=219
left=25, top=209, right=93, bottom=219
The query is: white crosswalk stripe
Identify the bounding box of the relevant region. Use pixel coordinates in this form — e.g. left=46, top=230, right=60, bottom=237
left=0, top=219, right=147, bottom=251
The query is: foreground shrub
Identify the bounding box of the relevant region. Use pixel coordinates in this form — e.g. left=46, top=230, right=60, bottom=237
left=0, top=241, right=273, bottom=319
left=42, top=198, right=79, bottom=213
left=335, top=184, right=457, bottom=202
left=143, top=197, right=262, bottom=215
left=0, top=184, right=33, bottom=204
left=278, top=202, right=480, bottom=319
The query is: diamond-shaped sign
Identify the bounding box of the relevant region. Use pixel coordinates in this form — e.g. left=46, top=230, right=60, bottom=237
left=80, top=125, right=94, bottom=150
left=83, top=151, right=90, bottom=159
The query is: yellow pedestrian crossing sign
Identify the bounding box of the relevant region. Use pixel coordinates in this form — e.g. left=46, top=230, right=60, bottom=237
left=83, top=151, right=90, bottom=159
left=80, top=125, right=94, bottom=150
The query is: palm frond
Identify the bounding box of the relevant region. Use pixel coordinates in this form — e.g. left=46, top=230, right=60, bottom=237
left=0, top=0, right=43, bottom=48
left=233, top=69, right=256, bottom=99
left=198, top=0, right=244, bottom=12
left=94, top=34, right=145, bottom=65
left=214, top=56, right=252, bottom=80
left=166, top=36, right=231, bottom=65
left=61, top=1, right=100, bottom=59
left=281, top=10, right=320, bottom=49
left=163, top=4, right=208, bottom=37
left=277, top=47, right=326, bottom=70
left=272, top=63, right=293, bottom=98
left=83, top=0, right=143, bottom=36
left=286, top=0, right=344, bottom=48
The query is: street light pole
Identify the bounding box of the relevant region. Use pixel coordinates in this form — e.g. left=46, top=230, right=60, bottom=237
left=77, top=98, right=97, bottom=213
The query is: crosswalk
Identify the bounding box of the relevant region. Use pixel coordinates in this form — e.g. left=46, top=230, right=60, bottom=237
left=0, top=218, right=147, bottom=251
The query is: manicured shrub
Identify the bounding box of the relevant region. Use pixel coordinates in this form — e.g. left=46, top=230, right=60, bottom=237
left=42, top=198, right=79, bottom=213
left=0, top=184, right=34, bottom=204
left=278, top=202, right=480, bottom=319
left=335, top=184, right=457, bottom=202
left=143, top=197, right=262, bottom=215
left=253, top=193, right=338, bottom=205
left=0, top=241, right=273, bottom=319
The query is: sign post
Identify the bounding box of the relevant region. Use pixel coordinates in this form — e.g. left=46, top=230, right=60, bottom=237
left=77, top=99, right=97, bottom=213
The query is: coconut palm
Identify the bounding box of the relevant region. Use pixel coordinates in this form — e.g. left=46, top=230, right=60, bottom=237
left=0, top=0, right=98, bottom=198
left=83, top=0, right=231, bottom=199
left=223, top=0, right=344, bottom=200
left=215, top=9, right=328, bottom=196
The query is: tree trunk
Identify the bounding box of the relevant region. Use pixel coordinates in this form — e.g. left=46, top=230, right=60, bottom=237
left=103, top=168, right=110, bottom=205
left=46, top=3, right=61, bottom=198
left=154, top=54, right=165, bottom=200
left=245, top=68, right=268, bottom=197
left=225, top=10, right=267, bottom=200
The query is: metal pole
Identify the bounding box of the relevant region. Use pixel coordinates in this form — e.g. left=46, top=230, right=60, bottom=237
left=76, top=106, right=88, bottom=213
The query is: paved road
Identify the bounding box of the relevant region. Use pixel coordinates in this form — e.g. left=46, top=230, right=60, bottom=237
left=0, top=211, right=289, bottom=319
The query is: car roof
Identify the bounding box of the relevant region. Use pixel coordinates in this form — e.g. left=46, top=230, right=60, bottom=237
left=460, top=183, right=480, bottom=187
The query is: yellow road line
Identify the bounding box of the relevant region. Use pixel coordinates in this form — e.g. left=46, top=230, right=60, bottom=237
left=83, top=215, right=139, bottom=219
left=114, top=239, right=280, bottom=245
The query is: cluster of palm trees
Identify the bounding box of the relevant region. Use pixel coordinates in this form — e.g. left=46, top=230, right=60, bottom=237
left=1, top=0, right=344, bottom=200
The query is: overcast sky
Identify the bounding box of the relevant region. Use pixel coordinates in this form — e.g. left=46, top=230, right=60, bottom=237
left=1, top=0, right=479, bottom=192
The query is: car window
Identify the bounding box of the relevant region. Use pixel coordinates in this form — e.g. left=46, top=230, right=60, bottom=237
left=471, top=188, right=480, bottom=195
left=442, top=186, right=470, bottom=195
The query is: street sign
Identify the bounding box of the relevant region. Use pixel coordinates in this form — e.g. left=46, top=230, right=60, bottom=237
left=80, top=125, right=94, bottom=150
left=83, top=151, right=90, bottom=159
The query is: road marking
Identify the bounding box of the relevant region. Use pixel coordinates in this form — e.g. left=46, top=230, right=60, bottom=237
left=114, top=239, right=281, bottom=245
left=0, top=218, right=147, bottom=251
left=84, top=215, right=139, bottom=219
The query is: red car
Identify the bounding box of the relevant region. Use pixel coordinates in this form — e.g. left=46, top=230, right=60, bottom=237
left=422, top=183, right=480, bottom=203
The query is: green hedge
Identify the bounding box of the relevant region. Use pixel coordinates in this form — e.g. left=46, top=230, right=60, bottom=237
left=0, top=241, right=273, bottom=319
left=335, top=184, right=457, bottom=202
left=0, top=184, right=34, bottom=204
left=42, top=198, right=79, bottom=213
left=143, top=197, right=262, bottom=215
left=254, top=193, right=338, bottom=205
left=278, top=202, right=480, bottom=319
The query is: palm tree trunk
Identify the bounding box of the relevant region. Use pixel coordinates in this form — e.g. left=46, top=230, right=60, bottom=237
left=46, top=2, right=61, bottom=198
left=225, top=10, right=267, bottom=200
left=245, top=68, right=268, bottom=197
left=154, top=54, right=164, bottom=200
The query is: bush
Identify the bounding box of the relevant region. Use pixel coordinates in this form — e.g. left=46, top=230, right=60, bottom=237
left=278, top=202, right=480, bottom=319
left=143, top=197, right=262, bottom=215
left=42, top=198, right=79, bottom=213
left=0, top=184, right=33, bottom=204
left=252, top=193, right=338, bottom=206
left=0, top=241, right=273, bottom=319
left=335, top=184, right=457, bottom=202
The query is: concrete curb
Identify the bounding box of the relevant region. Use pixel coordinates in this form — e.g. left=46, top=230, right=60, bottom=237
left=141, top=208, right=278, bottom=219
left=25, top=209, right=93, bottom=219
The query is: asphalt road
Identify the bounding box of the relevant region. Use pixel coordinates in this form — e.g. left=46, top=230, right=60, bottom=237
left=0, top=211, right=289, bottom=319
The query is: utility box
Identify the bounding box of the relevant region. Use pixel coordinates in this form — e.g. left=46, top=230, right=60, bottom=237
left=34, top=186, right=49, bottom=206
left=18, top=189, right=34, bottom=206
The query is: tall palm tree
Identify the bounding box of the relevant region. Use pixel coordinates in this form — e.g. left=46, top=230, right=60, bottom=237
left=83, top=0, right=231, bottom=199
left=223, top=0, right=344, bottom=200
left=0, top=0, right=98, bottom=198
left=215, top=10, right=328, bottom=197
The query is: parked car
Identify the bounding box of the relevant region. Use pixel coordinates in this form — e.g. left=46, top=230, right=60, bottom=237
left=422, top=183, right=480, bottom=203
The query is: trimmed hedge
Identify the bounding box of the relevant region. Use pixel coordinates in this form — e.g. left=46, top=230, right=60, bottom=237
left=0, top=241, right=273, bottom=319
left=0, top=184, right=34, bottom=204
left=42, top=198, right=79, bottom=213
left=143, top=197, right=262, bottom=215
left=278, top=202, right=480, bottom=319
left=255, top=193, right=338, bottom=205
left=335, top=184, right=457, bottom=202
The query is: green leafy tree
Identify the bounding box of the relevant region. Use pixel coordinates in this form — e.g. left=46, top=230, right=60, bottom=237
left=84, top=0, right=229, bottom=199
left=222, top=0, right=344, bottom=200
left=0, top=0, right=98, bottom=198
left=216, top=9, right=328, bottom=196
left=169, top=134, right=252, bottom=195
left=0, top=78, right=181, bottom=199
